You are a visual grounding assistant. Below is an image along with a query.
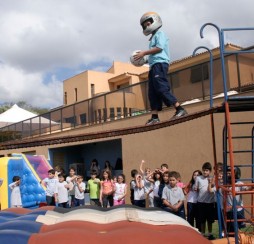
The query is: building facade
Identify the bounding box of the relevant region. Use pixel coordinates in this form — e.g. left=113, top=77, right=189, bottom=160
left=0, top=44, right=253, bottom=199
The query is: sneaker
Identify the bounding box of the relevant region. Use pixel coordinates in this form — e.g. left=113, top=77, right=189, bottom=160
left=145, top=118, right=160, bottom=125
left=208, top=234, right=215, bottom=240
left=170, top=108, right=188, bottom=120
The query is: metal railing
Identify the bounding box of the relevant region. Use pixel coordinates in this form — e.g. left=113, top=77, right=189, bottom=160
left=0, top=49, right=253, bottom=143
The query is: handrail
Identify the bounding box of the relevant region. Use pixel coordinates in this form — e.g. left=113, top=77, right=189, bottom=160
left=192, top=46, right=214, bottom=107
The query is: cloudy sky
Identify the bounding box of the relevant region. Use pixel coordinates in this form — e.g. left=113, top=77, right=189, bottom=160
left=0, top=0, right=253, bottom=109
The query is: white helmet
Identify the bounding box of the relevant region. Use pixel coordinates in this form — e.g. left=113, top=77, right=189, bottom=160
left=140, top=12, right=162, bottom=36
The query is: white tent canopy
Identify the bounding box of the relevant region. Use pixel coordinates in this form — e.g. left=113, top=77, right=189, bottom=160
left=0, top=104, right=56, bottom=128
left=0, top=104, right=37, bottom=123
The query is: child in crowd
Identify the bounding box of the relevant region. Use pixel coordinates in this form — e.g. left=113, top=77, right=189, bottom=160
left=104, top=160, right=114, bottom=173
left=131, top=172, right=146, bottom=208
left=54, top=165, right=65, bottom=177
left=140, top=160, right=154, bottom=207
left=100, top=169, right=114, bottom=208
left=74, top=175, right=86, bottom=206
left=87, top=170, right=101, bottom=206
left=41, top=169, right=58, bottom=206
left=113, top=176, right=117, bottom=184
left=161, top=171, right=185, bottom=219
left=152, top=170, right=162, bottom=207
left=195, top=162, right=215, bottom=240
left=55, top=174, right=72, bottom=208
left=130, top=169, right=138, bottom=205
left=184, top=170, right=202, bottom=230
left=160, top=163, right=169, bottom=173
left=113, top=174, right=127, bottom=206
left=9, top=176, right=22, bottom=208
left=158, top=171, right=170, bottom=199
left=208, top=169, right=224, bottom=235
left=175, top=171, right=185, bottom=189
left=226, top=166, right=253, bottom=234
left=90, top=159, right=100, bottom=178
left=66, top=167, right=77, bottom=207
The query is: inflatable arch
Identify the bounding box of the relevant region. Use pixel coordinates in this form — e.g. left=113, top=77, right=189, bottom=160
left=0, top=154, right=51, bottom=209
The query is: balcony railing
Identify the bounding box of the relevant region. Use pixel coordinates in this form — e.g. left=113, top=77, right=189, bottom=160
left=0, top=51, right=253, bottom=143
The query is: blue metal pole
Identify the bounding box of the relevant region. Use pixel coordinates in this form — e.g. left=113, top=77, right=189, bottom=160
left=192, top=46, right=214, bottom=108
left=200, top=23, right=228, bottom=101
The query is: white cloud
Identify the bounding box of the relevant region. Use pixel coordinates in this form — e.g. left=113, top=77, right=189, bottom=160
left=0, top=0, right=253, bottom=108
left=0, top=63, right=62, bottom=108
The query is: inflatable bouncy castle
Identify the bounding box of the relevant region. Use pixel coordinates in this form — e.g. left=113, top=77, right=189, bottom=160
left=0, top=154, right=51, bottom=209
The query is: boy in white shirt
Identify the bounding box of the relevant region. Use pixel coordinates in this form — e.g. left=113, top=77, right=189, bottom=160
left=55, top=174, right=72, bottom=208
left=162, top=171, right=185, bottom=219
left=41, top=169, right=58, bottom=206
left=195, top=162, right=215, bottom=240
left=74, top=175, right=86, bottom=206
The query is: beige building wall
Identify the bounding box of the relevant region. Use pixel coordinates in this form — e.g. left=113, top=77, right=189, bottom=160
left=63, top=61, right=149, bottom=106
left=1, top=44, right=254, bottom=202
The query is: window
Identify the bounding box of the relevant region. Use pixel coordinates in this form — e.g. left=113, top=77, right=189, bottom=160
left=191, top=64, right=209, bottom=83
left=98, top=109, right=102, bottom=122
left=110, top=108, right=115, bottom=121
left=80, top=113, right=87, bottom=125
left=94, top=111, right=97, bottom=123
left=74, top=88, right=78, bottom=102
left=103, top=108, right=107, bottom=122
left=91, top=84, right=95, bottom=97
left=117, top=107, right=122, bottom=119
left=116, top=82, right=130, bottom=92
left=65, top=116, right=76, bottom=125
left=124, top=107, right=128, bottom=117
left=64, top=92, right=67, bottom=105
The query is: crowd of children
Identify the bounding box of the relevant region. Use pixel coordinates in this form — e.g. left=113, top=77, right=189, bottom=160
left=4, top=159, right=253, bottom=240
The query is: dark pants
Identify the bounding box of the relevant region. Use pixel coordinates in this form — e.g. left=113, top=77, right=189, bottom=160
left=46, top=196, right=55, bottom=206
left=74, top=198, right=85, bottom=207
left=197, top=202, right=215, bottom=224
left=153, top=196, right=162, bottom=208
left=187, top=202, right=200, bottom=231
left=134, top=199, right=146, bottom=208
left=163, top=204, right=185, bottom=219
left=148, top=63, right=177, bottom=111
left=227, top=209, right=246, bottom=233
left=102, top=194, right=113, bottom=208
left=58, top=202, right=69, bottom=208
left=90, top=199, right=101, bottom=207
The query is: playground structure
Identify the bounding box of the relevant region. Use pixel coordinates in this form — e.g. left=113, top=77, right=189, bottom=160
left=196, top=23, right=254, bottom=243
left=0, top=154, right=52, bottom=209
left=0, top=23, right=253, bottom=244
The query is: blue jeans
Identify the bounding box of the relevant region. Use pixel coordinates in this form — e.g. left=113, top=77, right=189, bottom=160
left=148, top=63, right=177, bottom=111
left=74, top=198, right=85, bottom=207
left=46, top=196, right=55, bottom=206
left=134, top=200, right=146, bottom=208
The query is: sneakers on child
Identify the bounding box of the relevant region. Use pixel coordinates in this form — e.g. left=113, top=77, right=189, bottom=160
left=145, top=117, right=160, bottom=125
left=208, top=234, right=215, bottom=240
left=170, top=108, right=188, bottom=120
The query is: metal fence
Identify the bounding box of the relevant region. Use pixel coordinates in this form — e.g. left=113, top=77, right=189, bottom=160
left=0, top=52, right=253, bottom=143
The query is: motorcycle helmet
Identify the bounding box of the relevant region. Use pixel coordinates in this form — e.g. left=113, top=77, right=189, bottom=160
left=140, top=12, right=162, bottom=36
